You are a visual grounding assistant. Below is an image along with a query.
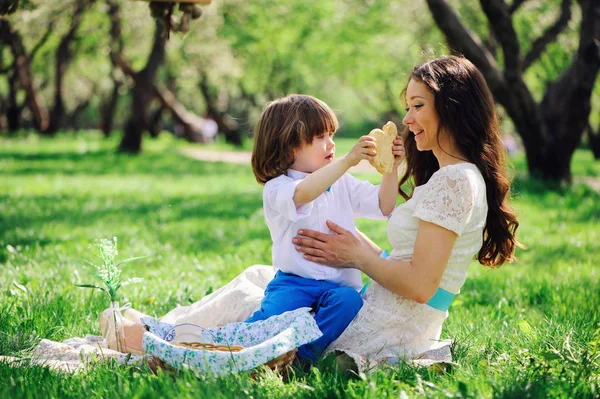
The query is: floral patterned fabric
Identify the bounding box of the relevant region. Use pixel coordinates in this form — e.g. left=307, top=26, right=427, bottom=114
left=141, top=307, right=322, bottom=375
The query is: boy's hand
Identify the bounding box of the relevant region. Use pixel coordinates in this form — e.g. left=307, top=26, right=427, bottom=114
left=392, top=136, right=405, bottom=170
left=345, top=136, right=377, bottom=167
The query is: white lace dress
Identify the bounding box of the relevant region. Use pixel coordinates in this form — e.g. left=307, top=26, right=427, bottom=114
left=327, top=163, right=488, bottom=363
left=157, top=163, right=488, bottom=364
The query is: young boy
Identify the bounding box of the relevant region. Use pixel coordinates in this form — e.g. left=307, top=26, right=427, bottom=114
left=246, top=94, right=403, bottom=361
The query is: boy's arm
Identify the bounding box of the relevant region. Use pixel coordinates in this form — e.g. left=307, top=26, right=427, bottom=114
left=293, top=156, right=353, bottom=207
left=293, top=136, right=376, bottom=207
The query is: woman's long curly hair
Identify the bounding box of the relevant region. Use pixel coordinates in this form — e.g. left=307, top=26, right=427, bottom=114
left=399, top=56, right=520, bottom=267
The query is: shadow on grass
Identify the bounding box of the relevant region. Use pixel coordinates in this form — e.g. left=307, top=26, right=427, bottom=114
left=1, top=192, right=262, bottom=227
left=0, top=192, right=266, bottom=262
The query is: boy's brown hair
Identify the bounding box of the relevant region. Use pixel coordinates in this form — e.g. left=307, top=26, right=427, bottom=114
left=251, top=94, right=339, bottom=185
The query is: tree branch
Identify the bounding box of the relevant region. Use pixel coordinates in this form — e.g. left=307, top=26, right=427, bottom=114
left=483, top=26, right=498, bottom=60
left=0, top=19, right=49, bottom=131
left=56, top=0, right=89, bottom=72
left=479, top=0, right=522, bottom=78
left=425, top=0, right=505, bottom=90
left=28, top=21, right=55, bottom=62
left=106, top=0, right=124, bottom=67
left=140, top=19, right=166, bottom=79
left=522, top=0, right=572, bottom=71
left=112, top=52, right=136, bottom=79
left=509, top=0, right=528, bottom=14
left=68, top=82, right=97, bottom=129
left=48, top=0, right=94, bottom=132
left=540, top=0, right=600, bottom=158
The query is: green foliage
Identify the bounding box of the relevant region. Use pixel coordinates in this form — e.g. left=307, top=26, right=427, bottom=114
left=0, top=133, right=599, bottom=397
left=2, top=0, right=597, bottom=145
left=0, top=0, right=447, bottom=131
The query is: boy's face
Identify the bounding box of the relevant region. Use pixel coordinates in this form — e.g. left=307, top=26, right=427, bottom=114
left=290, top=132, right=335, bottom=173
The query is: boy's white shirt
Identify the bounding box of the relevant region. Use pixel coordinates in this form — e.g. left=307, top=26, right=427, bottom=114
left=263, top=168, right=388, bottom=290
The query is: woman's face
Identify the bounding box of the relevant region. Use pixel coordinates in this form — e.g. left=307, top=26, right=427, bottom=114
left=402, top=79, right=441, bottom=152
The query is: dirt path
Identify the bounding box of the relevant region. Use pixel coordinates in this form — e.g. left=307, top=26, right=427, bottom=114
left=574, top=176, right=600, bottom=192
left=180, top=149, right=379, bottom=174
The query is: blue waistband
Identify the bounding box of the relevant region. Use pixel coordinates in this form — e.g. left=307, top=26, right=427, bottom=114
left=425, top=287, right=455, bottom=311
left=358, top=249, right=455, bottom=312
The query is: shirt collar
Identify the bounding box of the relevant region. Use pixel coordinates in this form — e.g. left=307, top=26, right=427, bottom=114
left=287, top=169, right=309, bottom=180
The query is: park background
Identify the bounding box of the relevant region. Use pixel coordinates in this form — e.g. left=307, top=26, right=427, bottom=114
left=1, top=0, right=599, bottom=397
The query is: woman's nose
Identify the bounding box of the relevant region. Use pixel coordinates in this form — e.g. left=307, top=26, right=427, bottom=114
left=402, top=110, right=413, bottom=125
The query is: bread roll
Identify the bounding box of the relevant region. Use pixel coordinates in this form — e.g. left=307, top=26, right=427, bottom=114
left=368, top=121, right=397, bottom=174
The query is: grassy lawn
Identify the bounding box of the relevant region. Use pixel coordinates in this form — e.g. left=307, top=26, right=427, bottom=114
left=1, top=132, right=599, bottom=398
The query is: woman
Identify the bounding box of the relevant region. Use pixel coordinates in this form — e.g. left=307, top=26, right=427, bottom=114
left=291, top=55, right=520, bottom=364
left=112, top=56, right=520, bottom=367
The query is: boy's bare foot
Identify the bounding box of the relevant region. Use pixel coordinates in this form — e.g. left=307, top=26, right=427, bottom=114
left=99, top=308, right=145, bottom=355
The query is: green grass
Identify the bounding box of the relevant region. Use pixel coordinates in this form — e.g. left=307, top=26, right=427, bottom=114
left=1, top=132, right=599, bottom=398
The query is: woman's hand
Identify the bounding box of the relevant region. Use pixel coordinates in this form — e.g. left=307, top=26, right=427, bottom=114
left=293, top=220, right=367, bottom=269
left=392, top=135, right=405, bottom=169
left=344, top=136, right=377, bottom=168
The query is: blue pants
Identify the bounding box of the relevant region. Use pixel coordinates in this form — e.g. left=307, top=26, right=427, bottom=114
left=245, top=271, right=363, bottom=362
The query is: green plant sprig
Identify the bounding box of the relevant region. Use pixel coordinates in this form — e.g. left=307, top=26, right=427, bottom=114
left=76, top=237, right=148, bottom=303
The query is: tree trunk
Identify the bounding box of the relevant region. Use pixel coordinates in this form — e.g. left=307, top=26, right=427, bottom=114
left=425, top=0, right=600, bottom=183
left=108, top=0, right=207, bottom=148
left=6, top=68, right=21, bottom=131
left=101, top=80, right=120, bottom=137
left=47, top=0, right=91, bottom=134
left=68, top=85, right=96, bottom=130
left=147, top=105, right=163, bottom=138
left=118, top=20, right=166, bottom=153
left=199, top=72, right=242, bottom=146
left=102, top=0, right=125, bottom=138
left=0, top=99, right=6, bottom=132
left=153, top=85, right=212, bottom=142
left=0, top=20, right=48, bottom=132
left=534, top=0, right=600, bottom=182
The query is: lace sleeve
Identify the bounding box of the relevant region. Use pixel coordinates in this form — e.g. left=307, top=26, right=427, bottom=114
left=413, top=169, right=474, bottom=236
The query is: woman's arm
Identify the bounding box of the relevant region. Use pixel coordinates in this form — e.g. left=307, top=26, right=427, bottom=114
left=355, top=228, right=382, bottom=256
left=377, top=136, right=405, bottom=216
left=378, top=169, right=399, bottom=216
left=294, top=220, right=457, bottom=303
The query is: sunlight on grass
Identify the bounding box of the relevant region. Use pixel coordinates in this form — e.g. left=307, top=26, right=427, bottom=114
left=1, top=133, right=599, bottom=398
